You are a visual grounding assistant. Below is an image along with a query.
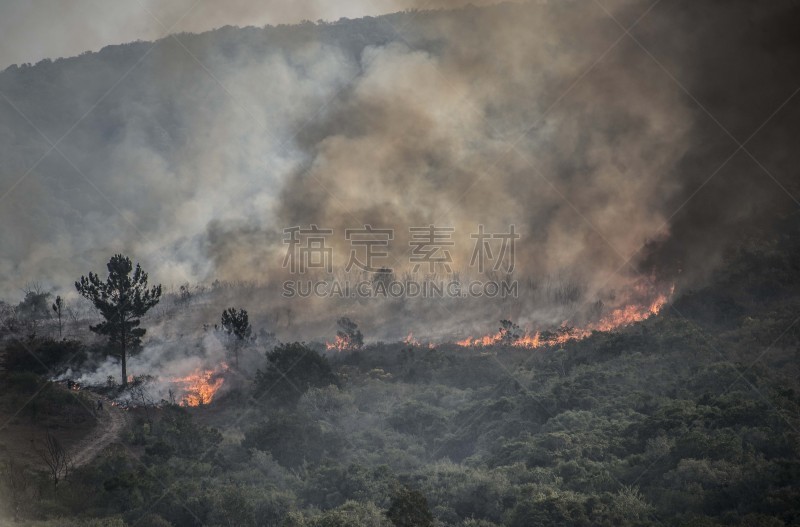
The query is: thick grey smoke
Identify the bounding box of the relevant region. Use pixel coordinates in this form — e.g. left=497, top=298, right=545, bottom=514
left=1, top=0, right=798, bottom=343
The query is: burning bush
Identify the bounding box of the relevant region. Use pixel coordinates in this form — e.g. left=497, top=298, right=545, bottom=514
left=327, top=317, right=364, bottom=351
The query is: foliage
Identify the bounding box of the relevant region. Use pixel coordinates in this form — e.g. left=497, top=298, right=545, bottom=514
left=221, top=307, right=252, bottom=341
left=4, top=209, right=800, bottom=527
left=220, top=307, right=252, bottom=368
left=75, top=254, right=162, bottom=385
left=16, top=285, right=52, bottom=321
left=0, top=337, right=85, bottom=375
left=386, top=486, right=434, bottom=527
left=242, top=410, right=343, bottom=468
left=149, top=405, right=223, bottom=460
left=254, top=342, right=339, bottom=406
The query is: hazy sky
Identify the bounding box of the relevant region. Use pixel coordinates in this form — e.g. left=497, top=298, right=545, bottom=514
left=0, top=0, right=493, bottom=70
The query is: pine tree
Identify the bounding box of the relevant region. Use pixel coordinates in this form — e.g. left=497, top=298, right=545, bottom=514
left=220, top=307, right=252, bottom=368
left=75, top=254, right=162, bottom=386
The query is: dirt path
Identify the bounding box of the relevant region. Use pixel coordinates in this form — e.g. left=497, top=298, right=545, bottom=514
left=69, top=393, right=129, bottom=467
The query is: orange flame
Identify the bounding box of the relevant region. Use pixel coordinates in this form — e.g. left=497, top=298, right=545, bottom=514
left=403, top=332, right=419, bottom=346
left=402, top=332, right=436, bottom=349
left=457, top=284, right=672, bottom=349
left=325, top=335, right=351, bottom=352
left=170, top=363, right=229, bottom=407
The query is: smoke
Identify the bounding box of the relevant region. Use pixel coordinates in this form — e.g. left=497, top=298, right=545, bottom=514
left=1, top=0, right=799, bottom=343
left=0, top=0, right=501, bottom=70
left=60, top=332, right=228, bottom=402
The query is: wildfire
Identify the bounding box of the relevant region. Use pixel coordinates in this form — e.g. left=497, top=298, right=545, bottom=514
left=325, top=335, right=351, bottom=352
left=403, top=332, right=419, bottom=346
left=589, top=290, right=671, bottom=332
left=402, top=332, right=436, bottom=349
left=457, top=284, right=673, bottom=349
left=170, top=363, right=229, bottom=407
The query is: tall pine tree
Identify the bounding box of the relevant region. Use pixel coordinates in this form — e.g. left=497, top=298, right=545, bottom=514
left=75, top=254, right=162, bottom=386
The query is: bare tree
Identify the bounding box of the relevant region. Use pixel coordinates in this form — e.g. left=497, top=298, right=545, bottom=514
left=130, top=375, right=156, bottom=425
left=37, top=430, right=71, bottom=490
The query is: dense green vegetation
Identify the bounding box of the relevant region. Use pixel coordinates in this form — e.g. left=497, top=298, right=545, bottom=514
left=2, top=215, right=799, bottom=526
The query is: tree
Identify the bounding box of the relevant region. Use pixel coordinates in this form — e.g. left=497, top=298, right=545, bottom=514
left=386, top=486, right=434, bottom=527
left=0, top=337, right=84, bottom=375
left=335, top=317, right=363, bottom=350
left=498, top=319, right=521, bottom=345
left=242, top=411, right=329, bottom=468
left=37, top=430, right=71, bottom=490
left=254, top=342, right=339, bottom=406
left=75, top=254, right=162, bottom=386
left=16, top=283, right=52, bottom=323
left=129, top=375, right=157, bottom=425
left=220, top=307, right=252, bottom=368
left=52, top=295, right=64, bottom=337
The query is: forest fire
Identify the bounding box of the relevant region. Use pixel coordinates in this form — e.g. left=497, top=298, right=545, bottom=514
left=169, top=363, right=229, bottom=407
left=325, top=335, right=351, bottom=352
left=403, top=332, right=418, bottom=346
left=402, top=332, right=436, bottom=349
left=457, top=283, right=673, bottom=349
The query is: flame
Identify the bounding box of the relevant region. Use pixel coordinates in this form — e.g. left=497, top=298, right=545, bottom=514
left=457, top=283, right=673, bottom=349
left=170, top=363, right=229, bottom=407
left=325, top=335, right=351, bottom=352
left=403, top=332, right=419, bottom=346
left=589, top=290, right=670, bottom=332
left=402, top=332, right=436, bottom=349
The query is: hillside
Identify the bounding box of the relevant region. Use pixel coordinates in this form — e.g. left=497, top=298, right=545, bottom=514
left=2, top=0, right=799, bottom=337
left=1, top=212, right=798, bottom=526
left=1, top=1, right=800, bottom=526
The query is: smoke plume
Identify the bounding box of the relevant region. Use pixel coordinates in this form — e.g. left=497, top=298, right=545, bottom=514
left=1, top=0, right=798, bottom=343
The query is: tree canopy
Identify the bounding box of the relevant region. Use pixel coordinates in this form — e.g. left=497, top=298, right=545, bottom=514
left=75, top=254, right=161, bottom=386
left=254, top=342, right=339, bottom=406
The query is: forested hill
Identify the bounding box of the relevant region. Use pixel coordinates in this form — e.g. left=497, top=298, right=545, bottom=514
left=2, top=205, right=798, bottom=526
left=2, top=2, right=800, bottom=525
left=3, top=0, right=800, bottom=317
left=0, top=15, right=409, bottom=195
left=0, top=9, right=430, bottom=296
left=0, top=16, right=404, bottom=137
